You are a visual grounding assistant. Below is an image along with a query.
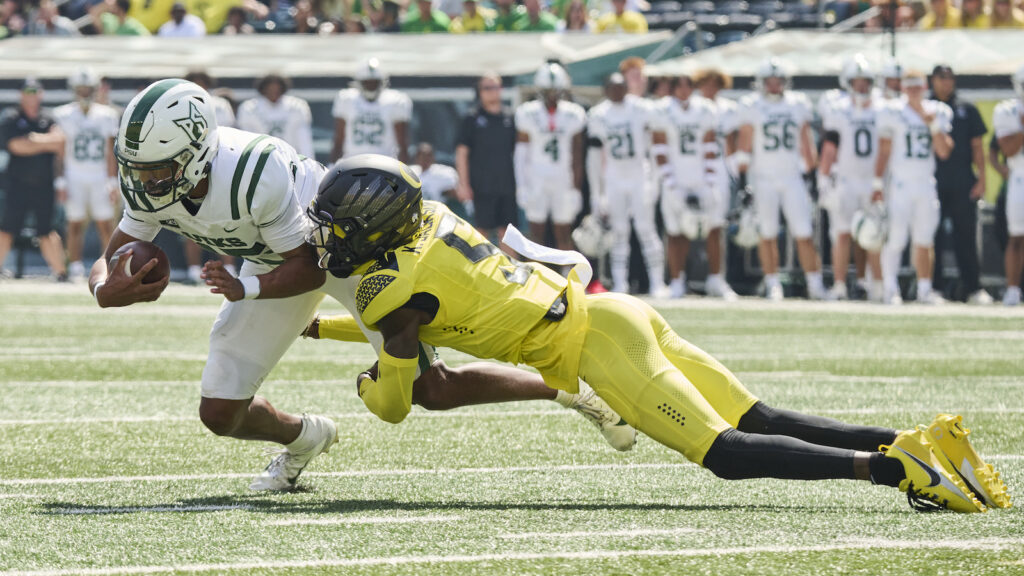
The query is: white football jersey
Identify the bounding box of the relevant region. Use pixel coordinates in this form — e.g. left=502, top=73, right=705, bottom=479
left=53, top=102, right=119, bottom=180
left=515, top=99, right=586, bottom=175
left=994, top=98, right=1024, bottom=173
left=331, top=88, right=412, bottom=158
left=877, top=99, right=953, bottom=181
left=211, top=95, right=236, bottom=129
left=117, top=127, right=322, bottom=268
left=823, top=97, right=886, bottom=180
left=411, top=163, right=458, bottom=203
left=738, top=91, right=813, bottom=176
left=649, top=95, right=717, bottom=185
left=817, top=88, right=848, bottom=124
left=712, top=95, right=739, bottom=147
left=236, top=95, right=314, bottom=158
left=587, top=95, right=653, bottom=179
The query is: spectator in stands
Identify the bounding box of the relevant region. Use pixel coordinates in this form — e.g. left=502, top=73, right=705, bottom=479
left=434, top=0, right=464, bottom=18
left=492, top=0, right=525, bottom=30
left=27, top=0, right=80, bottom=35
left=158, top=2, right=206, bottom=36
left=450, top=0, right=495, bottom=32
left=918, top=0, right=961, bottom=28
left=516, top=0, right=558, bottom=30
left=456, top=72, right=518, bottom=242
left=221, top=6, right=256, bottom=33
left=377, top=0, right=402, bottom=31
left=289, top=0, right=322, bottom=32
left=0, top=0, right=28, bottom=38
left=90, top=0, right=150, bottom=35
left=595, top=0, right=647, bottom=32
left=0, top=79, right=68, bottom=281
left=619, top=57, right=647, bottom=97
left=412, top=142, right=467, bottom=218
left=401, top=0, right=450, bottom=31
left=960, top=0, right=990, bottom=26
left=557, top=0, right=592, bottom=32
left=991, top=0, right=1024, bottom=26
left=345, top=15, right=369, bottom=32
left=929, top=64, right=991, bottom=303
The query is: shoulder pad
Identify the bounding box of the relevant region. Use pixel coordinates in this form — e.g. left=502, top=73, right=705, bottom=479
left=357, top=270, right=415, bottom=329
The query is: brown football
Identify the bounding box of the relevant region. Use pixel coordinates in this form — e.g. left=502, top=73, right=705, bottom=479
left=112, top=241, right=171, bottom=284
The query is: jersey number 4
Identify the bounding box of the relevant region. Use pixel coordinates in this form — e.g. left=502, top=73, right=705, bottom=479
left=437, top=215, right=533, bottom=286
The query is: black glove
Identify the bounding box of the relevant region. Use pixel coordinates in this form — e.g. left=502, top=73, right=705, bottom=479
left=804, top=171, right=818, bottom=203
left=737, top=171, right=748, bottom=192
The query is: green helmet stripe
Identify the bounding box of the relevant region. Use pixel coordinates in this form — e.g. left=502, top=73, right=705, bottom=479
left=245, top=144, right=277, bottom=214
left=124, top=79, right=188, bottom=151
left=230, top=135, right=269, bottom=220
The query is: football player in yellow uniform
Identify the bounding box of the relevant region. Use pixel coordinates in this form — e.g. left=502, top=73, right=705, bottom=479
left=306, top=155, right=1010, bottom=513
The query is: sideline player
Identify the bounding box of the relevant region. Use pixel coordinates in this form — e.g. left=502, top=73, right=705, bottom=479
left=650, top=73, right=717, bottom=299
left=873, top=70, right=954, bottom=305
left=53, top=67, right=120, bottom=281
left=993, top=64, right=1024, bottom=306
left=586, top=73, right=665, bottom=296
left=309, top=155, right=1009, bottom=513
left=818, top=57, right=885, bottom=301
left=236, top=73, right=314, bottom=158
left=90, top=80, right=636, bottom=491
left=736, top=59, right=826, bottom=301
left=515, top=62, right=586, bottom=251
left=331, top=58, right=412, bottom=162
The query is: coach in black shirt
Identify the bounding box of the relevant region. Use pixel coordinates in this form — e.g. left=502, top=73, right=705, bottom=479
left=929, top=65, right=991, bottom=303
left=0, top=79, right=67, bottom=279
left=455, top=72, right=518, bottom=242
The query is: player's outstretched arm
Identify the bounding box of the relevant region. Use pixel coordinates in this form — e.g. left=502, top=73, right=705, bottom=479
left=356, top=306, right=430, bottom=424
left=90, top=228, right=168, bottom=308
left=202, top=243, right=325, bottom=301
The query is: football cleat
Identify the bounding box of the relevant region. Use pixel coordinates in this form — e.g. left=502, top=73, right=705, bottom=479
left=250, top=414, right=338, bottom=491
left=921, top=414, right=1011, bottom=509
left=766, top=283, right=784, bottom=302
left=706, top=276, right=738, bottom=301
left=881, top=429, right=986, bottom=513
left=566, top=382, right=637, bottom=452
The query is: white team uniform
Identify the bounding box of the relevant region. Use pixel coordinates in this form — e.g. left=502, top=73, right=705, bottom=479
left=711, top=94, right=739, bottom=220
left=211, top=95, right=236, bottom=129
left=738, top=91, right=814, bottom=239
left=515, top=99, right=586, bottom=224
left=236, top=95, right=315, bottom=158
left=53, top=102, right=120, bottom=222
left=650, top=95, right=721, bottom=234
left=821, top=96, right=885, bottom=237
left=994, top=98, right=1024, bottom=236
left=411, top=163, right=458, bottom=203
left=331, top=88, right=412, bottom=159
left=587, top=95, right=664, bottom=289
left=116, top=127, right=431, bottom=400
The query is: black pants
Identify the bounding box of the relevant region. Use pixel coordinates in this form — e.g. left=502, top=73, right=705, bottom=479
left=0, top=180, right=55, bottom=236
left=933, top=186, right=980, bottom=299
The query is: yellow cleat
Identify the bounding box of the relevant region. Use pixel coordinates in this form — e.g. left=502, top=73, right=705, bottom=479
left=921, top=414, right=1011, bottom=509
left=881, top=429, right=987, bottom=513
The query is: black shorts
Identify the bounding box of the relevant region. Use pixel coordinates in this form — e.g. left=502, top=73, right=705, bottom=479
left=1, top=181, right=55, bottom=236
left=473, top=192, right=518, bottom=231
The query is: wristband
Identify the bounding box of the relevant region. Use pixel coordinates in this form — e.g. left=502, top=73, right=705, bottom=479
left=733, top=151, right=751, bottom=168
left=872, top=177, right=885, bottom=191
left=54, top=176, right=67, bottom=190
left=240, top=276, right=261, bottom=300
left=650, top=143, right=670, bottom=157
left=92, top=280, right=105, bottom=299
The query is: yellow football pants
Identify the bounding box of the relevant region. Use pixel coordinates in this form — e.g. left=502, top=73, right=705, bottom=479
left=578, top=293, right=759, bottom=465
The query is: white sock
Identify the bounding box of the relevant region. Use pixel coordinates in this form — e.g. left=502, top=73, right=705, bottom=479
left=807, top=272, right=824, bottom=291
left=285, top=415, right=313, bottom=452
left=765, top=273, right=780, bottom=288
left=917, top=279, right=933, bottom=298
left=706, top=273, right=722, bottom=286
left=833, top=280, right=847, bottom=292
left=554, top=389, right=574, bottom=407
left=1009, top=286, right=1022, bottom=297
left=648, top=268, right=665, bottom=289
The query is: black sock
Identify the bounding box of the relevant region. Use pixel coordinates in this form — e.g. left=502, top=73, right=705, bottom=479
left=868, top=453, right=906, bottom=488
left=737, top=401, right=899, bottom=452
left=702, top=428, right=858, bottom=481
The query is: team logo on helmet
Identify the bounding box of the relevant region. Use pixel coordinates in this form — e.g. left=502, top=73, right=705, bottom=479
left=173, top=101, right=208, bottom=141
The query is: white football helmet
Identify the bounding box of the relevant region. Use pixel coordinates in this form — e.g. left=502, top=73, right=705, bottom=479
left=572, top=214, right=613, bottom=258
left=851, top=203, right=888, bottom=252
left=68, top=66, right=100, bottom=102
left=354, top=57, right=388, bottom=101
left=680, top=196, right=710, bottom=241
left=115, top=79, right=219, bottom=212
left=754, top=58, right=789, bottom=100
left=880, top=58, right=903, bottom=99
left=1013, top=63, right=1024, bottom=100
left=534, top=62, right=572, bottom=92
left=731, top=206, right=761, bottom=249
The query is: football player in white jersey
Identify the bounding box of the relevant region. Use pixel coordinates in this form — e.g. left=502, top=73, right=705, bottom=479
left=331, top=58, right=412, bottom=163
left=587, top=73, right=666, bottom=296
left=90, top=81, right=635, bottom=490
left=236, top=74, right=314, bottom=158
left=872, top=70, right=954, bottom=305
left=818, top=57, right=885, bottom=301
left=993, top=64, right=1024, bottom=306
left=879, top=58, right=904, bottom=103
left=694, top=69, right=740, bottom=300
left=515, top=62, right=586, bottom=251
left=649, top=74, right=717, bottom=299
left=736, top=59, right=826, bottom=301
left=53, top=67, right=121, bottom=281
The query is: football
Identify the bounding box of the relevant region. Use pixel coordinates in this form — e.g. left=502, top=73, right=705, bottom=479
left=112, top=241, right=171, bottom=284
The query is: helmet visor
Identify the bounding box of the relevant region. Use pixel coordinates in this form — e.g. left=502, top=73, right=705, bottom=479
left=116, top=148, right=195, bottom=211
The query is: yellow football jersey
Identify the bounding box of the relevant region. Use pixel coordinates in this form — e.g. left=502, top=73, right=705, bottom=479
left=356, top=201, right=588, bottom=392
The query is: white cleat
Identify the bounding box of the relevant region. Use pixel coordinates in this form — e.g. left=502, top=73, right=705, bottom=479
left=827, top=283, right=848, bottom=301
left=706, top=277, right=738, bottom=301
left=766, top=283, right=784, bottom=302
left=250, top=414, right=338, bottom=491
left=967, top=290, right=993, bottom=305
left=565, top=382, right=637, bottom=452
left=918, top=291, right=946, bottom=306
left=668, top=279, right=686, bottom=299
left=68, top=261, right=86, bottom=283
left=1003, top=287, right=1021, bottom=307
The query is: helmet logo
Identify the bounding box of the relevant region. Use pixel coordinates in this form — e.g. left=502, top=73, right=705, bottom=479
left=173, top=101, right=207, bottom=142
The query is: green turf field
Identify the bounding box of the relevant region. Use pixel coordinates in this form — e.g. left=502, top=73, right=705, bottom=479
left=1, top=282, right=1022, bottom=575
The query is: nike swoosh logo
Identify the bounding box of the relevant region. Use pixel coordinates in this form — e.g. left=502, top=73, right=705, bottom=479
left=224, top=225, right=240, bottom=233
left=949, top=456, right=989, bottom=506
left=897, top=447, right=941, bottom=487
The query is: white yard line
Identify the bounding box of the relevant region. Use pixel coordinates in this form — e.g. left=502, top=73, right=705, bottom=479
left=0, top=494, right=43, bottom=500
left=501, top=527, right=700, bottom=539
left=3, top=538, right=1023, bottom=576
left=268, top=514, right=461, bottom=526
left=54, top=504, right=253, bottom=515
